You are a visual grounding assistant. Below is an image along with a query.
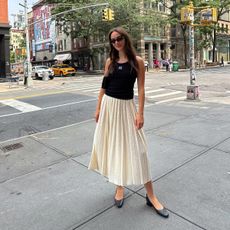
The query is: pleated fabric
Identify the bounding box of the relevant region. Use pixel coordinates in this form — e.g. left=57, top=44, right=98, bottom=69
left=88, top=94, right=151, bottom=186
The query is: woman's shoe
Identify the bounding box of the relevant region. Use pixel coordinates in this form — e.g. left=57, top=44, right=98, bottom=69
left=146, top=195, right=169, bottom=218
left=114, top=197, right=124, bottom=208
left=114, top=188, right=124, bottom=208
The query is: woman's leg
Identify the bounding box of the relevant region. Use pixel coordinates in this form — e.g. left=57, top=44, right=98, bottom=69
left=144, top=181, right=163, bottom=210
left=115, top=185, right=124, bottom=200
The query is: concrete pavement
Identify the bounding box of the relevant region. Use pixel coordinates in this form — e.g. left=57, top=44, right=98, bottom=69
left=0, top=72, right=230, bottom=230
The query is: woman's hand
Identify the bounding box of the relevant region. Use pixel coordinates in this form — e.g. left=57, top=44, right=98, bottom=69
left=135, top=113, right=144, bottom=129
left=94, top=109, right=100, bottom=123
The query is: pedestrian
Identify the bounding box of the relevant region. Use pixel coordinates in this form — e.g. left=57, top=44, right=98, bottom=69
left=165, top=59, right=169, bottom=71
left=169, top=59, right=173, bottom=72
left=221, top=56, right=224, bottom=66
left=144, top=60, right=149, bottom=72
left=88, top=27, right=169, bottom=218
left=153, top=58, right=160, bottom=71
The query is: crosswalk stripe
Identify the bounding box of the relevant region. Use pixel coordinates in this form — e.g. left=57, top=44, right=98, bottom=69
left=145, top=88, right=165, bottom=94
left=83, top=88, right=101, bottom=92
left=92, top=90, right=100, bottom=94
left=134, top=88, right=162, bottom=96
left=155, top=96, right=185, bottom=104
left=148, top=91, right=182, bottom=99
left=134, top=86, right=151, bottom=92
left=0, top=99, right=42, bottom=112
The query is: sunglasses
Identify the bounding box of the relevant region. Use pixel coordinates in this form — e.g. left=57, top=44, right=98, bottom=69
left=110, top=35, right=124, bottom=44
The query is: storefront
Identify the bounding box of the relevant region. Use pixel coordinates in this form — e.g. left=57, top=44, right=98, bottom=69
left=0, top=26, right=11, bottom=79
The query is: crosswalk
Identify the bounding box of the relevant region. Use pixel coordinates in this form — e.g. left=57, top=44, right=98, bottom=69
left=1, top=76, right=216, bottom=114
left=37, top=76, right=187, bottom=105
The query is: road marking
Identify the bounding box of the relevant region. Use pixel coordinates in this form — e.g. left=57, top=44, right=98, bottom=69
left=155, top=96, right=185, bottom=104
left=83, top=88, right=101, bottom=92
left=0, top=98, right=97, bottom=118
left=43, top=98, right=96, bottom=110
left=0, top=88, right=84, bottom=101
left=0, top=99, right=41, bottom=112
left=148, top=91, right=182, bottom=99
left=135, top=88, right=165, bottom=95
left=145, top=88, right=165, bottom=94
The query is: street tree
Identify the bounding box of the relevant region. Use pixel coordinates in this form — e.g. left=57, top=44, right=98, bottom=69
left=196, top=0, right=230, bottom=62
left=159, top=0, right=230, bottom=66
left=10, top=34, right=26, bottom=63
left=45, top=0, right=165, bottom=67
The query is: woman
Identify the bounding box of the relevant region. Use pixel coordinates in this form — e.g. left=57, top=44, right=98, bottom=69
left=88, top=27, right=169, bottom=218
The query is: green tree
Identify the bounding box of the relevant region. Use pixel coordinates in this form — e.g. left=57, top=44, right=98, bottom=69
left=10, top=33, right=26, bottom=63
left=158, top=0, right=203, bottom=68
left=196, top=0, right=230, bottom=62
left=46, top=0, right=165, bottom=68
left=160, top=0, right=230, bottom=66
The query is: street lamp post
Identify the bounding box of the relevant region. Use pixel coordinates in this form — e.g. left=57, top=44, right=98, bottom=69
left=20, top=0, right=33, bottom=87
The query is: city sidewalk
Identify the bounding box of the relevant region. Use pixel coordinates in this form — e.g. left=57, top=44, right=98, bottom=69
left=0, top=70, right=103, bottom=93
left=0, top=93, right=229, bottom=229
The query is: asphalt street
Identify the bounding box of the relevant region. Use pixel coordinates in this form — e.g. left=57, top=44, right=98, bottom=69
left=0, top=67, right=230, bottom=230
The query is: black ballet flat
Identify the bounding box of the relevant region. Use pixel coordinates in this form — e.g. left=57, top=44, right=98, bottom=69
left=146, top=195, right=169, bottom=218
left=114, top=198, right=124, bottom=208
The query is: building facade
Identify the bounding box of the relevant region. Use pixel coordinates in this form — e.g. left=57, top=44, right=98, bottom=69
left=0, top=0, right=11, bottom=78
left=32, top=1, right=56, bottom=66
left=28, top=1, right=230, bottom=70
left=142, top=0, right=172, bottom=68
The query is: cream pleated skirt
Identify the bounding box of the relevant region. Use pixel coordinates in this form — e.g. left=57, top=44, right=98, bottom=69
left=88, top=94, right=151, bottom=186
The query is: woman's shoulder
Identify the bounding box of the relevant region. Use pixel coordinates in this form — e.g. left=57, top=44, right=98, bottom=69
left=105, top=58, right=112, bottom=65
left=136, top=56, right=144, bottom=65
left=104, top=58, right=112, bottom=76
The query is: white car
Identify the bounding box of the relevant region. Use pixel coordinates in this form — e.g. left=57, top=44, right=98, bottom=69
left=31, top=65, right=54, bottom=80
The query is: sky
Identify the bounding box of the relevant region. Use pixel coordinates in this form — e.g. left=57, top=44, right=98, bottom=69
left=8, top=0, right=34, bottom=24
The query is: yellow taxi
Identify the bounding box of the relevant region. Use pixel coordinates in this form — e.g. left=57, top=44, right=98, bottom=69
left=51, top=64, right=76, bottom=76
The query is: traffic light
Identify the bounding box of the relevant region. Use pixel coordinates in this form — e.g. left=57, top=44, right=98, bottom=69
left=200, top=8, right=217, bottom=24
left=181, top=6, right=194, bottom=24
left=108, top=8, right=114, bottom=21
left=102, top=8, right=109, bottom=21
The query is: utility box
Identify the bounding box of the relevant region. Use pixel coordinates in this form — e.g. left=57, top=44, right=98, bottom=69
left=187, top=85, right=199, bottom=100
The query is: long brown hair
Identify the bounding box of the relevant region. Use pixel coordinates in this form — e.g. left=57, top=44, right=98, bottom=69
left=108, top=27, right=139, bottom=74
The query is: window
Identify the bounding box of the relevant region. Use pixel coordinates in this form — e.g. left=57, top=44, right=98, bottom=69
left=222, top=23, right=225, bottom=33
left=58, top=40, right=63, bottom=51
left=64, top=39, right=67, bottom=50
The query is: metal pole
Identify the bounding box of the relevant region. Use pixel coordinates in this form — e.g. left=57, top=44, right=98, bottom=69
left=189, top=24, right=196, bottom=85
left=24, top=0, right=33, bottom=87
left=187, top=1, right=199, bottom=100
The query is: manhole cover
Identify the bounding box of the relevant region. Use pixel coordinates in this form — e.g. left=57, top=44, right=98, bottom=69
left=0, top=143, right=23, bottom=153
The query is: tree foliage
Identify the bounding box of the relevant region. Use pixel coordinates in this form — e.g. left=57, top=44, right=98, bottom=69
left=195, top=0, right=230, bottom=62
left=159, top=0, right=230, bottom=65
left=45, top=0, right=166, bottom=44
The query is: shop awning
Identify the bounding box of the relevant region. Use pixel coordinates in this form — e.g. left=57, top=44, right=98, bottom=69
left=54, top=53, right=71, bottom=61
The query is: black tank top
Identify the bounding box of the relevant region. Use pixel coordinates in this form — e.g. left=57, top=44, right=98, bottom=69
left=102, top=62, right=137, bottom=100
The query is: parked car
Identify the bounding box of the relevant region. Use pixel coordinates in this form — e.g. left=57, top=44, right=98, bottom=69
left=51, top=64, right=76, bottom=76
left=31, top=65, right=54, bottom=80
